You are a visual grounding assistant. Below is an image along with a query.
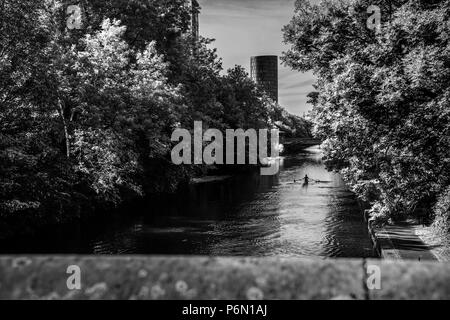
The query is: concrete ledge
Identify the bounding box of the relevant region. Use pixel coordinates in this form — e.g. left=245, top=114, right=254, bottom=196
left=0, top=256, right=449, bottom=300
left=0, top=256, right=364, bottom=300
left=367, top=260, right=450, bottom=300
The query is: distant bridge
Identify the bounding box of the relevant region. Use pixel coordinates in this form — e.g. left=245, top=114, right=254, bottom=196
left=282, top=138, right=322, bottom=153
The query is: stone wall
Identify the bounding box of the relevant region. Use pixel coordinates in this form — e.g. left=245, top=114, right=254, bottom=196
left=0, top=256, right=449, bottom=300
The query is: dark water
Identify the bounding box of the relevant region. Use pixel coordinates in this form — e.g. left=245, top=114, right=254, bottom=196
left=0, top=147, right=377, bottom=258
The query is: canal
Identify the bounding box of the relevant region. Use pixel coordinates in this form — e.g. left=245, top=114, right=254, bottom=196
left=0, top=146, right=377, bottom=258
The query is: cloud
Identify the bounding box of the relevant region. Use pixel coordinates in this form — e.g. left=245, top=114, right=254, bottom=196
left=282, top=78, right=316, bottom=90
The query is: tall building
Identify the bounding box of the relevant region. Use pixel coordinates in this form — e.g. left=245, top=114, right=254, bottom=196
left=250, top=56, right=278, bottom=103
left=191, top=0, right=200, bottom=42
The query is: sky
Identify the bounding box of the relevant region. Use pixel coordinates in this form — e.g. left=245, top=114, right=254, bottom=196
left=197, top=0, right=316, bottom=116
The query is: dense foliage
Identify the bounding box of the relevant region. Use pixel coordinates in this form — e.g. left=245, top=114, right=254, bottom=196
left=433, top=187, right=450, bottom=233
left=283, top=0, right=450, bottom=227
left=0, top=0, right=308, bottom=234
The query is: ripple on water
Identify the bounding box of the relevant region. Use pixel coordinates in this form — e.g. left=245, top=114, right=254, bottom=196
left=0, top=149, right=376, bottom=258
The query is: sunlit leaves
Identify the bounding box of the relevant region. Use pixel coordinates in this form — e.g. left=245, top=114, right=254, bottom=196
left=283, top=0, right=450, bottom=224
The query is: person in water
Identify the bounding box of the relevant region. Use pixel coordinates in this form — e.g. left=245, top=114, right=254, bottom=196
left=294, top=175, right=311, bottom=184
left=303, top=175, right=310, bottom=184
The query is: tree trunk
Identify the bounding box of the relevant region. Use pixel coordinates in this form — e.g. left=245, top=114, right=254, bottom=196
left=58, top=99, right=70, bottom=159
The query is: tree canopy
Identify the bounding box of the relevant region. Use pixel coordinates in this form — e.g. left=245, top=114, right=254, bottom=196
left=0, top=0, right=310, bottom=235
left=283, top=0, right=450, bottom=226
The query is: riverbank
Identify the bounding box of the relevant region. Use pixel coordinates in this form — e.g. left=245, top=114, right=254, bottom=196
left=357, top=197, right=449, bottom=262
left=367, top=218, right=449, bottom=262
left=412, top=224, right=450, bottom=262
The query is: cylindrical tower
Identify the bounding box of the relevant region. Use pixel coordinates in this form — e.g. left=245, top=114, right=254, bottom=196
left=191, top=0, right=200, bottom=42
left=250, top=55, right=278, bottom=103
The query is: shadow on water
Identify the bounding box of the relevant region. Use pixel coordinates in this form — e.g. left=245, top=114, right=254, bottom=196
left=0, top=146, right=377, bottom=258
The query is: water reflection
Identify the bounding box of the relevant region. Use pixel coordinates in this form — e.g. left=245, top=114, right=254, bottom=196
left=0, top=146, right=376, bottom=258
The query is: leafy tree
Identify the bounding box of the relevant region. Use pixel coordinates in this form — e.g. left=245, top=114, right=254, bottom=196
left=219, top=65, right=274, bottom=130
left=283, top=0, right=450, bottom=225
left=68, top=19, right=184, bottom=201
left=0, top=0, right=73, bottom=222
left=0, top=0, right=313, bottom=238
